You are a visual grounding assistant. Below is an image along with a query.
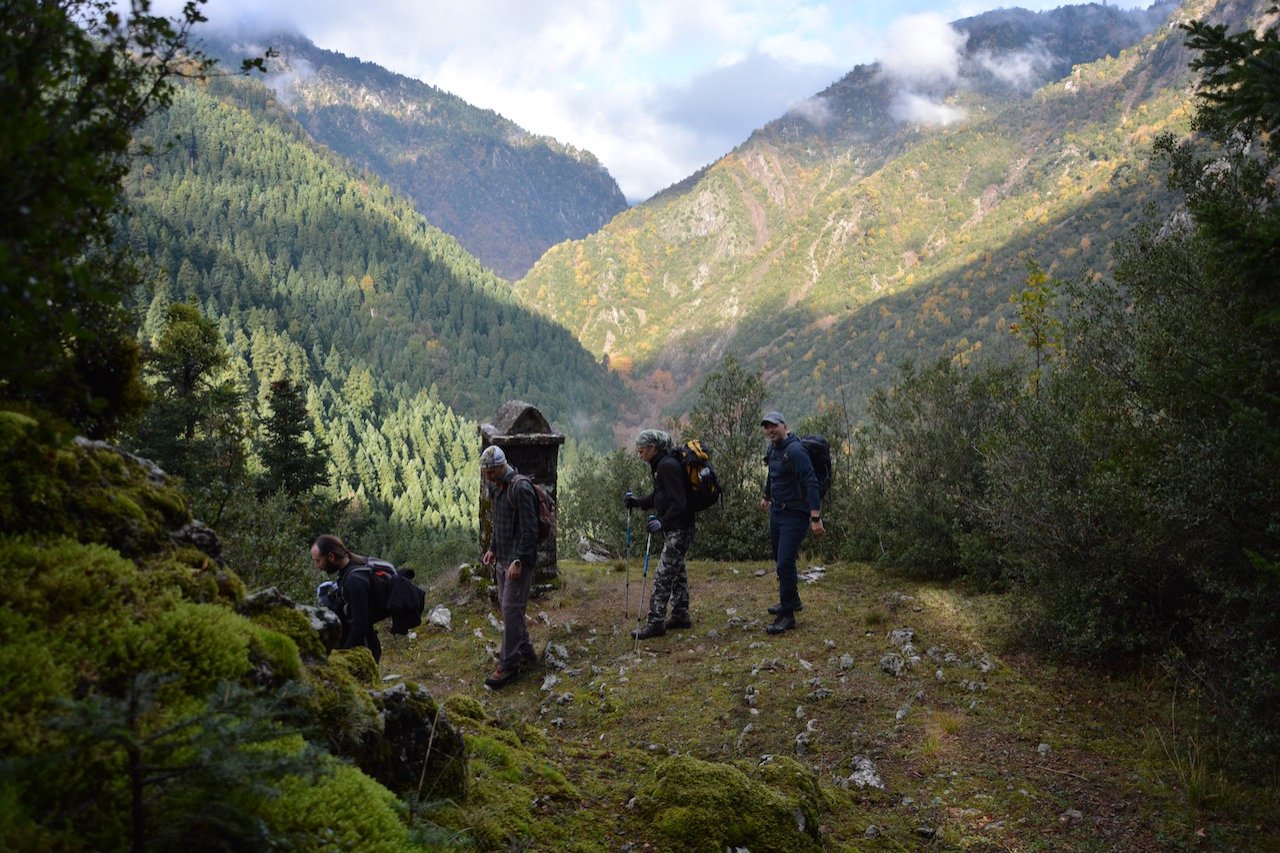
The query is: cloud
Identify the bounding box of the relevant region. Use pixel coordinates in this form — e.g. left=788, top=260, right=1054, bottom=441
left=655, top=50, right=843, bottom=142
left=874, top=13, right=969, bottom=128
left=972, top=43, right=1055, bottom=90
left=260, top=53, right=316, bottom=107
left=889, top=92, right=966, bottom=126
left=787, top=95, right=834, bottom=127
left=879, top=13, right=967, bottom=84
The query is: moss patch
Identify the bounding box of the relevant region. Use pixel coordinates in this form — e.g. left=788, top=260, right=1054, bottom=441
left=636, top=754, right=824, bottom=852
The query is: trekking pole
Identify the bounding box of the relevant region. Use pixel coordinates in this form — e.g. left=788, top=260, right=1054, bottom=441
left=623, top=497, right=634, bottom=617
left=633, top=516, right=655, bottom=655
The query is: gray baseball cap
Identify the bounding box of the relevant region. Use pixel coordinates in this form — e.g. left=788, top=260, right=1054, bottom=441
left=760, top=411, right=786, bottom=426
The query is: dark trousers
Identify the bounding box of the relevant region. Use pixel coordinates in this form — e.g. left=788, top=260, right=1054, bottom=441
left=495, top=562, right=536, bottom=672
left=770, top=508, right=809, bottom=614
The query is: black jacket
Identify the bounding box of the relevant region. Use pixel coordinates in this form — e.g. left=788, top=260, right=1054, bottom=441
left=336, top=562, right=381, bottom=651
left=635, top=448, right=694, bottom=530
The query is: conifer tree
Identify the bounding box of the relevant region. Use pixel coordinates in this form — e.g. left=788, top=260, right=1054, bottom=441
left=260, top=378, right=328, bottom=498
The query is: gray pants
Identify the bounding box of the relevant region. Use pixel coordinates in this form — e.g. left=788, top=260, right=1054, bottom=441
left=646, top=527, right=694, bottom=624
left=495, top=562, right=536, bottom=672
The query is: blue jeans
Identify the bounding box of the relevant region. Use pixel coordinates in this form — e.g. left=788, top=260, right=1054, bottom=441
left=770, top=508, right=809, bottom=613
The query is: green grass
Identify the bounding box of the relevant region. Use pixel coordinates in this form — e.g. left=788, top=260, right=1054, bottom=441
left=380, top=559, right=1278, bottom=850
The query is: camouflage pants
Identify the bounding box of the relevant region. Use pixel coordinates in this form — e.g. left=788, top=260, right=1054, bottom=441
left=646, top=526, right=694, bottom=624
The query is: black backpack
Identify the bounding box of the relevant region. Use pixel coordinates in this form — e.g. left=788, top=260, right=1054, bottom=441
left=672, top=440, right=723, bottom=512
left=787, top=435, right=832, bottom=501
left=355, top=558, right=427, bottom=634
left=508, top=475, right=555, bottom=542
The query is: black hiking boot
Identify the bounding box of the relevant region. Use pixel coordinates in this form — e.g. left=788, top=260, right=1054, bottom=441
left=665, top=614, right=693, bottom=630
left=519, top=647, right=538, bottom=666
left=767, top=602, right=804, bottom=616
left=765, top=613, right=797, bottom=635
left=631, top=622, right=666, bottom=640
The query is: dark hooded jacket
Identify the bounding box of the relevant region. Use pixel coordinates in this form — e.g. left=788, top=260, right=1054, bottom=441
left=634, top=447, right=694, bottom=531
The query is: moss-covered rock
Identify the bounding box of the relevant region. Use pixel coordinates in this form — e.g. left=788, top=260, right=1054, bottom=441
left=0, top=416, right=190, bottom=556
left=635, top=754, right=826, bottom=853
left=237, top=586, right=339, bottom=660
left=443, top=693, right=487, bottom=723
left=0, top=426, right=467, bottom=850
left=252, top=737, right=423, bottom=851
left=333, top=645, right=381, bottom=686
left=361, top=682, right=468, bottom=801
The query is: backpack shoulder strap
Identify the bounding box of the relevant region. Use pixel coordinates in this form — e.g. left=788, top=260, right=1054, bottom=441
left=507, top=473, right=534, bottom=505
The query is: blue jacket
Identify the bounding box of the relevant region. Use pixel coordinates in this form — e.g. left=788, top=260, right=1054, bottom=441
left=764, top=433, right=821, bottom=512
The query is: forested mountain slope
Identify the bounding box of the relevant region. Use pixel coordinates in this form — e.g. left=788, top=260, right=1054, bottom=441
left=513, top=0, right=1203, bottom=420
left=205, top=33, right=628, bottom=282
left=123, top=75, right=630, bottom=542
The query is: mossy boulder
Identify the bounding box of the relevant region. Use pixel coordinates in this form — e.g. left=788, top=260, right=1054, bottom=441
left=359, top=682, right=468, bottom=800
left=634, top=754, right=826, bottom=852
left=238, top=586, right=341, bottom=660
left=0, top=427, right=462, bottom=850
left=0, top=414, right=190, bottom=556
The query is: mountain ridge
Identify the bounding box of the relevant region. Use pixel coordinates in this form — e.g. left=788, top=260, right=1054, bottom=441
left=512, top=0, right=1209, bottom=424
left=205, top=31, right=628, bottom=282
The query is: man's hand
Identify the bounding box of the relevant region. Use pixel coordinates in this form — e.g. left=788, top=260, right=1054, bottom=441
left=810, top=519, right=826, bottom=538
left=646, top=517, right=662, bottom=534
left=624, top=491, right=640, bottom=509
left=760, top=497, right=771, bottom=512
left=481, top=549, right=495, bottom=566
left=507, top=559, right=523, bottom=580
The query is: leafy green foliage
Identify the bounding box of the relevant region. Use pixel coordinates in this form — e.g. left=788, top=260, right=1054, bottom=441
left=684, top=356, right=771, bottom=560
left=557, top=447, right=649, bottom=554
left=847, top=358, right=1017, bottom=585
left=839, top=7, right=1280, bottom=766
left=127, top=303, right=249, bottom=524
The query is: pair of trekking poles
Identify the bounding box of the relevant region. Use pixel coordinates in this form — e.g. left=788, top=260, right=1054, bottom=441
left=622, top=493, right=655, bottom=654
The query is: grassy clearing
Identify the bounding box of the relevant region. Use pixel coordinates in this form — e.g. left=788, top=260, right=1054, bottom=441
left=381, top=559, right=1278, bottom=851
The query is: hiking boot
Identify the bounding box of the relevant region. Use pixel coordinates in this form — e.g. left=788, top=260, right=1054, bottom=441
left=519, top=647, right=538, bottom=666
left=665, top=615, right=693, bottom=630
left=765, top=614, right=797, bottom=635
left=483, top=668, right=520, bottom=689
left=631, top=622, right=666, bottom=640
left=767, top=602, right=804, bottom=616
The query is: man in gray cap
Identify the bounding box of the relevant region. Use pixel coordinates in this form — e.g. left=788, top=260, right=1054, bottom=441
left=480, top=444, right=539, bottom=688
left=623, top=428, right=695, bottom=639
left=760, top=411, right=824, bottom=634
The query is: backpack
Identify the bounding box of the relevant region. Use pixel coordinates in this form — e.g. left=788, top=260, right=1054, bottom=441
left=508, top=475, right=555, bottom=542
left=795, top=434, right=832, bottom=501
left=347, top=557, right=427, bottom=635
left=672, top=440, right=723, bottom=512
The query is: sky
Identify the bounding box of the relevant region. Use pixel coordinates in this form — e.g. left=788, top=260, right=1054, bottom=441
left=181, top=0, right=1147, bottom=202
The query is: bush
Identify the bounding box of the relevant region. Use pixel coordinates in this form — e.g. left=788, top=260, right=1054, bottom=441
left=846, top=358, right=1016, bottom=585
